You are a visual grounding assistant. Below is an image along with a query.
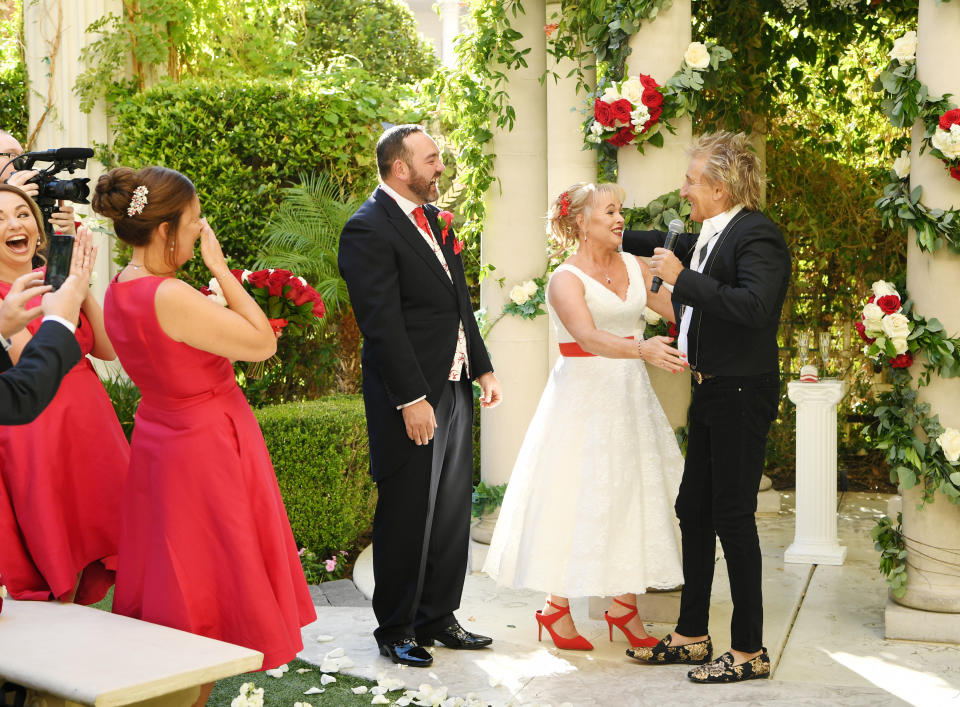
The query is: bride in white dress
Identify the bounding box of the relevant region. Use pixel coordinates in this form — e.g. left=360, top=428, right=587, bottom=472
left=483, top=182, right=688, bottom=651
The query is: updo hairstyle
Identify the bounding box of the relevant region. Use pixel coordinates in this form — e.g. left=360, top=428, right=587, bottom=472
left=92, top=166, right=196, bottom=267
left=548, top=182, right=626, bottom=250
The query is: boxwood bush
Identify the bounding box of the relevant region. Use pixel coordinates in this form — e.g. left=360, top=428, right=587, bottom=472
left=104, top=68, right=423, bottom=286
left=0, top=61, right=26, bottom=140
left=254, top=394, right=376, bottom=557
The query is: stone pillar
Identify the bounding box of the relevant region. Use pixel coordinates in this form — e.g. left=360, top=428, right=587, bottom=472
left=545, top=2, right=596, bottom=371
left=785, top=380, right=847, bottom=565
left=438, top=0, right=460, bottom=68
left=476, top=0, right=549, bottom=540
left=889, top=0, right=960, bottom=632
left=23, top=0, right=121, bottom=377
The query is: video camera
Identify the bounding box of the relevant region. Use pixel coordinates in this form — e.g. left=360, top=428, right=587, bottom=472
left=4, top=147, right=94, bottom=237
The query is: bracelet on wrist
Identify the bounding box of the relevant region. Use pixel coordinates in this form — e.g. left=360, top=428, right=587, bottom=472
left=637, top=337, right=644, bottom=360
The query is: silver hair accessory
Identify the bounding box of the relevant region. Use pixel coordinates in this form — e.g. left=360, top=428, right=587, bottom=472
left=126, top=185, right=149, bottom=217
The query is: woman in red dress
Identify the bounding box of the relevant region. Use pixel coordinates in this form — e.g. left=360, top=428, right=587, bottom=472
left=0, top=184, right=129, bottom=605
left=96, top=166, right=315, bottom=690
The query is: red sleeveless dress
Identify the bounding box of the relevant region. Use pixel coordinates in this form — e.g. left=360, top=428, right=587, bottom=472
left=0, top=278, right=129, bottom=604
left=104, top=275, right=315, bottom=669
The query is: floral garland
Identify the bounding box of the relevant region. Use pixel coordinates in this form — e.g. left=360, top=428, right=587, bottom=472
left=874, top=30, right=960, bottom=253
left=858, top=279, right=960, bottom=593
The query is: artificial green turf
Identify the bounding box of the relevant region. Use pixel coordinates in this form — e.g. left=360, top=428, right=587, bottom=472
left=208, top=659, right=391, bottom=707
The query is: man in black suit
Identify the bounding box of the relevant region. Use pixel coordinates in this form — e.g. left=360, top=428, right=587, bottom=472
left=1, top=268, right=91, bottom=425
left=338, top=124, right=502, bottom=667
left=623, top=132, right=790, bottom=683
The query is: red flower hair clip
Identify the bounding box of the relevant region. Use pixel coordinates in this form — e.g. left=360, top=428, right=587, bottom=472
left=559, top=192, right=570, bottom=216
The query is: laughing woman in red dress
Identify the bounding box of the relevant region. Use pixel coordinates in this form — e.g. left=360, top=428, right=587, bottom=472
left=0, top=183, right=128, bottom=605
left=95, top=166, right=315, bottom=691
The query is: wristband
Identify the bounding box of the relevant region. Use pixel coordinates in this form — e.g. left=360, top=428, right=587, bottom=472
left=1, top=335, right=12, bottom=351
left=637, top=338, right=644, bottom=360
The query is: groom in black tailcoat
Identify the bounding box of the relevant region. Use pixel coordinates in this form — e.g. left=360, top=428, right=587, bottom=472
left=622, top=131, right=790, bottom=683
left=338, top=124, right=502, bottom=667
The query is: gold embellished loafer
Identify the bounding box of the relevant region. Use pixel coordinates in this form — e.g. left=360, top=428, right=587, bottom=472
left=626, top=634, right=713, bottom=665
left=687, top=648, right=771, bottom=683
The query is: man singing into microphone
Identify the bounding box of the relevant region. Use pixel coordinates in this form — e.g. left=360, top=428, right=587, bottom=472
left=621, top=132, right=790, bottom=684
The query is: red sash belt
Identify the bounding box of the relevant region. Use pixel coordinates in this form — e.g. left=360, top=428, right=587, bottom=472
left=559, top=336, right=634, bottom=357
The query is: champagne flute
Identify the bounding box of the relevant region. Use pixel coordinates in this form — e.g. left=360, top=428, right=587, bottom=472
left=796, top=330, right=810, bottom=374
left=819, top=331, right=831, bottom=377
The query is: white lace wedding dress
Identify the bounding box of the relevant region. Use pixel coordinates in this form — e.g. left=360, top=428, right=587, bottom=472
left=483, top=253, right=684, bottom=597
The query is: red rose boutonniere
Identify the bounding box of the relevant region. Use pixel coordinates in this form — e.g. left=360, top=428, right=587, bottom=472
left=437, top=209, right=464, bottom=255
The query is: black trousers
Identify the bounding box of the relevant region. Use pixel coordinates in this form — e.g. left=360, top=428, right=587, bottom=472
left=674, top=373, right=779, bottom=653
left=371, top=378, right=474, bottom=645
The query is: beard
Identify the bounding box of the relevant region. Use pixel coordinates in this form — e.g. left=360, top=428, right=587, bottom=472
left=406, top=165, right=440, bottom=204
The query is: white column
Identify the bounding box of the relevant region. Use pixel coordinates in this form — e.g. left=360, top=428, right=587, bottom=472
left=438, top=0, right=460, bottom=68
left=23, top=0, right=122, bottom=378
left=895, top=0, right=960, bottom=617
left=544, top=2, right=596, bottom=371
left=785, top=380, right=847, bottom=565
left=479, top=1, right=548, bottom=492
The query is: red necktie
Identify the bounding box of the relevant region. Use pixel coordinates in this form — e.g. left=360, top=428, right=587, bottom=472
left=412, top=206, right=432, bottom=237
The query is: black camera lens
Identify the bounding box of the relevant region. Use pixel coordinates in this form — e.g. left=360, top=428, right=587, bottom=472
left=43, top=177, right=91, bottom=204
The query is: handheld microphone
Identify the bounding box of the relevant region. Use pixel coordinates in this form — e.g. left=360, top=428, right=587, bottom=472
left=651, top=218, right=684, bottom=293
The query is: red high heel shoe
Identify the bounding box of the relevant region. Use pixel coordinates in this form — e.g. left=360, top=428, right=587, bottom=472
left=535, top=601, right=594, bottom=650
left=604, top=597, right=658, bottom=648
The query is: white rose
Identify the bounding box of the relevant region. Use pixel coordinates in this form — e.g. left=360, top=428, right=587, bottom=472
left=522, top=279, right=539, bottom=297
left=937, top=427, right=960, bottom=463
left=891, top=336, right=908, bottom=354
left=601, top=86, right=621, bottom=103
left=683, top=42, right=711, bottom=70
left=889, top=31, right=917, bottom=64
left=240, top=269, right=252, bottom=283
left=862, top=302, right=884, bottom=330
left=871, top=280, right=899, bottom=298
left=643, top=307, right=661, bottom=325
left=509, top=285, right=530, bottom=305
left=589, top=121, right=605, bottom=137
left=881, top=312, right=911, bottom=340
left=892, top=150, right=910, bottom=179
left=206, top=277, right=228, bottom=307
left=932, top=128, right=960, bottom=160
left=619, top=77, right=644, bottom=104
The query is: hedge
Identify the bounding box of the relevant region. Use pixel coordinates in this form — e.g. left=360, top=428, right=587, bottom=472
left=254, top=394, right=376, bottom=557
left=104, top=70, right=423, bottom=286
left=0, top=61, right=26, bottom=141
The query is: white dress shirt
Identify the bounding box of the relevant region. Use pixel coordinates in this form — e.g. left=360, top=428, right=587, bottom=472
left=378, top=183, right=470, bottom=408
left=677, top=204, right=743, bottom=359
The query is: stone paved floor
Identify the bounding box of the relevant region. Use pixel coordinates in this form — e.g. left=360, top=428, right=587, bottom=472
left=298, top=493, right=960, bottom=706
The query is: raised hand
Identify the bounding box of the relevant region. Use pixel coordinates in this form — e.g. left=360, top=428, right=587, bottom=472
left=199, top=218, right=229, bottom=278
left=42, top=226, right=97, bottom=324
left=0, top=272, right=50, bottom=339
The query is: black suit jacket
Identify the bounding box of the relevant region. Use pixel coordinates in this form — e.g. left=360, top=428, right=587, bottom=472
left=338, top=187, right=493, bottom=480
left=622, top=209, right=790, bottom=376
left=0, top=320, right=82, bottom=425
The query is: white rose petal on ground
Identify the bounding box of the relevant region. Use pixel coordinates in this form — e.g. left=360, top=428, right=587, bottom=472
left=352, top=686, right=369, bottom=695
left=264, top=663, right=289, bottom=678
left=338, top=656, right=355, bottom=669
left=396, top=699, right=412, bottom=707
left=370, top=686, right=388, bottom=695
left=315, top=634, right=335, bottom=642
left=295, top=668, right=312, bottom=674
left=320, top=674, right=337, bottom=685
left=320, top=660, right=340, bottom=672
left=371, top=697, right=390, bottom=705
left=303, top=687, right=325, bottom=695
left=324, top=647, right=345, bottom=660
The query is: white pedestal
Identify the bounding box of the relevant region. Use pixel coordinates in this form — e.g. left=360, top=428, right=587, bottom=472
left=785, top=380, right=848, bottom=565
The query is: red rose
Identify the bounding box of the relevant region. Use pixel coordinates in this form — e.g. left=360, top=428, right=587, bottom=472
left=938, top=108, right=960, bottom=131
left=229, top=269, right=244, bottom=282
left=287, top=278, right=315, bottom=306
left=266, top=269, right=291, bottom=297
left=246, top=269, right=270, bottom=288
left=311, top=295, right=326, bottom=319
left=890, top=352, right=913, bottom=369
left=950, top=165, right=960, bottom=182
left=199, top=285, right=213, bottom=296
left=453, top=238, right=463, bottom=255
left=594, top=100, right=615, bottom=128
left=855, top=320, right=876, bottom=344
left=668, top=322, right=679, bottom=338
left=642, top=88, right=664, bottom=109
left=438, top=210, right=454, bottom=244
left=638, top=73, right=659, bottom=90
left=268, top=318, right=288, bottom=335
left=867, top=295, right=875, bottom=303
left=876, top=294, right=901, bottom=314
left=606, top=126, right=636, bottom=147
left=610, top=98, right=633, bottom=126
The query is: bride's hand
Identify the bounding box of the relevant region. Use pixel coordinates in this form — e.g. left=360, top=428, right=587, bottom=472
left=639, top=336, right=688, bottom=373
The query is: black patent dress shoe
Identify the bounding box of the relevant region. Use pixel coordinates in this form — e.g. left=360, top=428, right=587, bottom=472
left=687, top=648, right=771, bottom=683
left=378, top=638, right=434, bottom=667
left=417, top=621, right=493, bottom=649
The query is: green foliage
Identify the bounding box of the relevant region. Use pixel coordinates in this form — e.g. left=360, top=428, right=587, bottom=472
left=871, top=513, right=907, bottom=598
left=876, top=176, right=960, bottom=254
left=104, top=70, right=423, bottom=287
left=254, top=395, right=376, bottom=558
left=472, top=481, right=507, bottom=519
left=301, top=0, right=437, bottom=84
left=297, top=547, right=349, bottom=584
left=100, top=373, right=141, bottom=441
left=0, top=2, right=25, bottom=140
left=623, top=188, right=694, bottom=232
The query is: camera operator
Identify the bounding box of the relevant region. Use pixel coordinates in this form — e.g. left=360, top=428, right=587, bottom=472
left=1, top=130, right=77, bottom=236
left=0, top=228, right=95, bottom=424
